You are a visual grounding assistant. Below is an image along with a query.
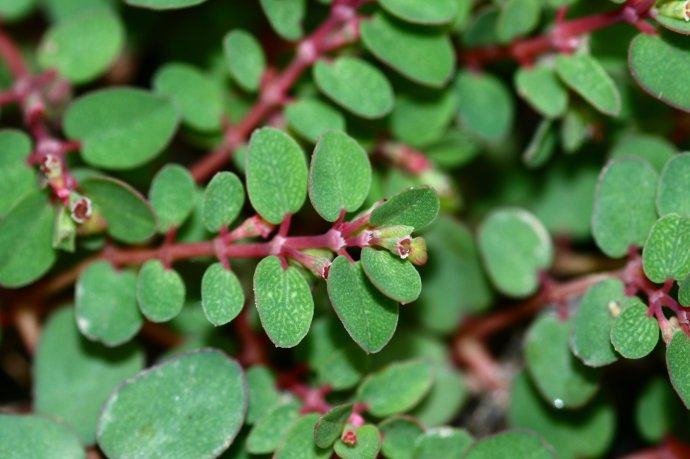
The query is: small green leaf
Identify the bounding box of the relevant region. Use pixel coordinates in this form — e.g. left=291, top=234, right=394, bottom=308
left=666, top=331, right=690, bottom=408
left=361, top=12, right=455, bottom=88
left=497, top=0, right=540, bottom=43
left=592, top=158, right=659, bottom=258
left=424, top=129, right=480, bottom=169
left=125, top=0, right=207, bottom=9
left=409, top=363, right=467, bottom=427
left=642, top=214, right=690, bottom=283
left=247, top=398, right=301, bottom=454
left=285, top=98, right=346, bottom=143
left=635, top=378, right=682, bottom=443
left=274, top=413, right=331, bottom=459
left=259, top=0, right=305, bottom=41
left=515, top=66, right=568, bottom=119
left=379, top=416, right=424, bottom=459
left=609, top=133, right=675, bottom=173
left=380, top=0, right=457, bottom=24
left=571, top=279, right=625, bottom=367
left=555, top=54, right=620, bottom=116
left=38, top=8, right=123, bottom=84
left=560, top=108, right=589, bottom=153
left=478, top=208, right=553, bottom=298
left=370, top=185, right=439, bottom=230
left=455, top=71, right=514, bottom=142
left=462, top=6, right=499, bottom=47
left=357, top=360, right=433, bottom=417
left=463, top=430, right=555, bottom=459
left=629, top=34, right=690, bottom=112
left=149, top=164, right=195, bottom=232
left=201, top=262, right=245, bottom=326
left=153, top=63, right=224, bottom=132
left=611, top=299, right=658, bottom=359
left=361, top=248, right=421, bottom=304
left=0, top=0, right=36, bottom=21
left=65, top=87, right=179, bottom=170
left=525, top=313, right=599, bottom=408
left=76, top=261, right=142, bottom=346
left=680, top=274, right=690, bottom=307
left=203, top=172, right=245, bottom=232
left=327, top=256, right=399, bottom=354
left=224, top=30, right=265, bottom=93
left=391, top=91, right=457, bottom=147
left=0, top=415, right=85, bottom=459
left=98, top=350, right=247, bottom=458
left=246, top=365, right=281, bottom=424
left=137, top=260, right=185, bottom=323
left=656, top=13, right=690, bottom=35
left=313, top=57, right=394, bottom=119
left=314, top=403, right=353, bottom=448
left=81, top=176, right=157, bottom=244
left=413, top=427, right=473, bottom=459
left=0, top=129, right=36, bottom=217
left=254, top=256, right=314, bottom=347
left=246, top=127, right=307, bottom=224
left=334, top=424, right=381, bottom=459
left=309, top=130, right=371, bottom=222
left=522, top=120, right=556, bottom=169
left=658, top=153, right=690, bottom=216
left=0, top=192, right=56, bottom=288
left=35, top=307, right=145, bottom=444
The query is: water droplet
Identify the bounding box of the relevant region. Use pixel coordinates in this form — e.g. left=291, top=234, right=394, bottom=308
left=553, top=398, right=564, bottom=409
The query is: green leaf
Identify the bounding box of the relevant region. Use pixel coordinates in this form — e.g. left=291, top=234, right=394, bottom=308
left=38, top=9, right=123, bottom=84
left=409, top=363, right=467, bottom=427
left=203, top=171, right=245, bottom=232
left=424, top=129, right=480, bottom=169
left=246, top=127, right=307, bottom=224
left=98, top=350, right=246, bottom=458
left=515, top=66, right=568, bottom=119
left=274, top=413, right=331, bottom=459
left=560, top=108, right=589, bottom=153
left=497, top=0, right=541, bottom=43
left=0, top=129, right=36, bottom=217
left=463, top=430, right=555, bottom=459
left=635, top=378, right=682, bottom=443
left=414, top=428, right=473, bottom=459
left=0, top=415, right=85, bottom=459
left=149, top=164, right=195, bottom=232
left=379, top=416, right=424, bottom=459
left=380, top=0, right=457, bottom=24
left=361, top=248, right=421, bottom=304
left=525, top=313, right=599, bottom=408
left=201, top=262, right=245, bottom=326
left=65, top=87, right=179, bottom=170
left=478, top=208, right=553, bottom=298
left=81, top=176, right=157, bottom=243
left=314, top=403, right=353, bottom=448
left=391, top=91, right=457, bottom=147
left=247, top=398, right=301, bottom=454
left=666, top=331, right=690, bottom=408
left=153, top=63, right=224, bottom=132
left=656, top=13, right=690, bottom=35
left=357, top=360, right=433, bottom=417
left=35, top=307, right=145, bottom=444
left=285, top=98, right=346, bottom=143
left=137, top=260, right=185, bottom=323
left=76, top=261, right=142, bottom=346
left=224, top=30, right=265, bottom=93
left=254, top=256, right=314, bottom=347
left=313, top=57, right=394, bottom=119
left=571, top=279, right=625, bottom=367
left=0, top=192, right=56, bottom=288
left=592, top=158, right=659, bottom=258
left=361, top=12, right=455, bottom=88
left=327, top=256, right=399, bottom=354
left=658, top=153, right=690, bottom=216
left=42, top=0, right=113, bottom=21
left=555, top=54, right=620, bottom=116
left=455, top=71, right=514, bottom=142
left=680, top=274, right=690, bottom=307
left=522, top=120, right=556, bottom=169
left=370, top=185, right=440, bottom=230
left=125, top=0, right=208, bottom=10
left=642, top=214, right=690, bottom=283
left=509, top=373, right=615, bottom=459
left=0, top=0, right=36, bottom=21
left=334, top=424, right=381, bottom=459
left=629, top=34, right=690, bottom=112
left=259, top=0, right=305, bottom=41
left=609, top=133, right=676, bottom=173
left=245, top=365, right=281, bottom=424
left=309, top=130, right=371, bottom=222
left=462, top=6, right=499, bottom=47
left=611, top=299, right=658, bottom=359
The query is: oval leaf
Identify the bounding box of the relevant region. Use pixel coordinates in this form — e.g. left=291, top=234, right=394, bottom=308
left=379, top=416, right=424, bottom=459
left=259, top=0, right=305, bottom=41
left=245, top=365, right=281, bottom=424
left=361, top=247, right=421, bottom=304
left=314, top=403, right=353, bottom=449
left=274, top=413, right=331, bottom=459
left=98, top=350, right=247, bottom=458
left=253, top=256, right=314, bottom=347
left=555, top=54, right=620, bottom=116
left=201, top=262, right=245, bottom=326
left=0, top=415, right=85, bottom=459
left=463, top=430, right=555, bottom=459
left=515, top=66, right=568, bottom=119
left=370, top=185, right=439, bottom=230
left=380, top=0, right=457, bottom=24
left=137, top=260, right=186, bottom=323
left=285, top=98, right=346, bottom=143
left=0, top=129, right=37, bottom=217
left=642, top=214, right=690, bottom=283
left=334, top=424, right=381, bottom=459
left=149, top=164, right=195, bottom=232
left=414, top=427, right=473, bottom=459
left=611, top=299, right=659, bottom=359
left=357, top=360, right=433, bottom=417
left=455, top=71, right=514, bottom=142
left=224, top=30, right=265, bottom=93
left=666, top=331, right=690, bottom=408
left=246, top=398, right=301, bottom=454
left=203, top=171, right=245, bottom=232
left=658, top=153, right=690, bottom=216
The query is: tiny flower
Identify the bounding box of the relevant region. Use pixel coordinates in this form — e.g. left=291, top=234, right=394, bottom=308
left=341, top=430, right=357, bottom=447
left=70, top=195, right=92, bottom=224
left=658, top=1, right=690, bottom=21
